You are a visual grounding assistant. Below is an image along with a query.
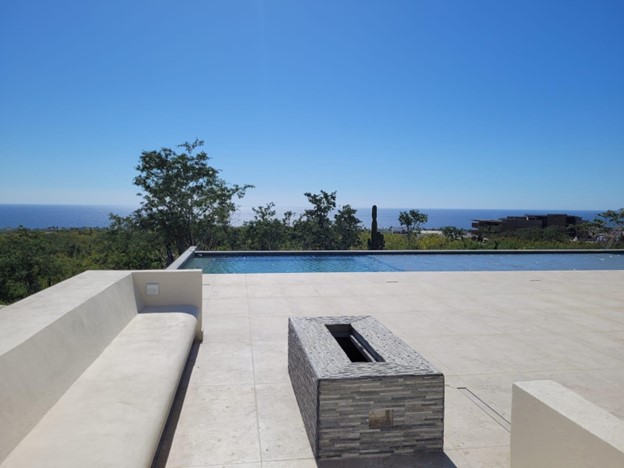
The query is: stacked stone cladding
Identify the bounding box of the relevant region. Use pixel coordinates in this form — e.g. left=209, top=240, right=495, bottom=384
left=288, top=315, right=444, bottom=460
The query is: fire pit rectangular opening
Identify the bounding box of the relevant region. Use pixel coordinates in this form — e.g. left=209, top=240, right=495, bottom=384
left=325, top=324, right=383, bottom=363
left=288, top=315, right=445, bottom=460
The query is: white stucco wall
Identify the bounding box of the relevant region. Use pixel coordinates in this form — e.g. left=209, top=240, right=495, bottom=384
left=511, top=380, right=624, bottom=468
left=0, top=269, right=203, bottom=463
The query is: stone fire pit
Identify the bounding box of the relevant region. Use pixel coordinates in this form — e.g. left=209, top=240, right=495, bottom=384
left=288, top=315, right=444, bottom=460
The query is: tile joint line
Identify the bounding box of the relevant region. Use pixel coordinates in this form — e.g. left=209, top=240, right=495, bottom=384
left=457, top=386, right=511, bottom=433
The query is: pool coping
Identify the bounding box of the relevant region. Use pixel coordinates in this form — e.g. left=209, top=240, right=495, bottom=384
left=193, top=248, right=622, bottom=254
left=172, top=247, right=624, bottom=271
left=166, top=246, right=197, bottom=270
left=190, top=248, right=623, bottom=258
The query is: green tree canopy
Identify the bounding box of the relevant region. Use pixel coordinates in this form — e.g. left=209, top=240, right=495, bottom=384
left=291, top=191, right=363, bottom=250
left=294, top=190, right=338, bottom=249
left=333, top=204, right=362, bottom=250
left=95, top=214, right=167, bottom=269
left=0, top=228, right=73, bottom=303
left=132, top=139, right=252, bottom=263
left=398, top=209, right=429, bottom=239
left=441, top=226, right=465, bottom=241
left=243, top=203, right=290, bottom=250
left=596, top=208, right=624, bottom=230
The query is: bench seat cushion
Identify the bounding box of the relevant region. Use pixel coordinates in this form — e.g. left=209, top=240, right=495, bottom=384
left=1, top=307, right=198, bottom=468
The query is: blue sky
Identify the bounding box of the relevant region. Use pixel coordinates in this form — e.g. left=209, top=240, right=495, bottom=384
left=1, top=0, right=622, bottom=210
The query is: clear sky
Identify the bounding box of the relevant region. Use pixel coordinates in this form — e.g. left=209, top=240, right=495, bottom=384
left=1, top=0, right=622, bottom=210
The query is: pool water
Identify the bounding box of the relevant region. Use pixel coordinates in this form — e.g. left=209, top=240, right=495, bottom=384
left=183, top=252, right=624, bottom=274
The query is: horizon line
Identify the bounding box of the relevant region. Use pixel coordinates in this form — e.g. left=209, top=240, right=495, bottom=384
left=0, top=202, right=609, bottom=212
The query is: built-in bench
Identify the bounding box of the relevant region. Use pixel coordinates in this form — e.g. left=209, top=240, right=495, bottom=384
left=0, top=269, right=203, bottom=468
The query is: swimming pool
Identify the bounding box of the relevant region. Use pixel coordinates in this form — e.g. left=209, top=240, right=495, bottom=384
left=181, top=251, right=624, bottom=274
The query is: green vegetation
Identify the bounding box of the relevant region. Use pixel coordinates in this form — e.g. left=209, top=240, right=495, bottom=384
left=597, top=208, right=624, bottom=229
left=294, top=190, right=339, bottom=250
left=441, top=226, right=465, bottom=241
left=132, top=139, right=252, bottom=263
left=97, top=214, right=167, bottom=269
left=0, top=228, right=101, bottom=304
left=2, top=208, right=621, bottom=304
left=362, top=227, right=616, bottom=251
left=240, top=203, right=292, bottom=250
left=333, top=204, right=362, bottom=250
left=398, top=209, right=428, bottom=239
left=1, top=139, right=622, bottom=305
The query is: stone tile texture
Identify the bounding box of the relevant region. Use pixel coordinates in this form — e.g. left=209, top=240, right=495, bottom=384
left=288, top=316, right=444, bottom=459
left=155, top=270, right=624, bottom=468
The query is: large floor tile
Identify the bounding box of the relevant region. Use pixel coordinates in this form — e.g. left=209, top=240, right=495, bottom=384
left=279, top=284, right=322, bottom=297
left=176, top=384, right=258, bottom=431
left=247, top=284, right=285, bottom=298
left=190, top=342, right=255, bottom=386
left=250, top=315, right=288, bottom=343
left=286, top=296, right=334, bottom=316
left=570, top=330, right=624, bottom=360
left=323, top=296, right=378, bottom=314
left=162, top=270, right=624, bottom=468
left=207, top=284, right=249, bottom=299
left=204, top=297, right=250, bottom=316
left=252, top=341, right=289, bottom=384
left=255, top=383, right=313, bottom=462
left=452, top=446, right=510, bottom=468
left=444, top=386, right=510, bottom=450
left=515, top=332, right=624, bottom=371
left=165, top=425, right=261, bottom=467
left=458, top=372, right=553, bottom=421
left=248, top=297, right=293, bottom=316
left=204, top=315, right=251, bottom=344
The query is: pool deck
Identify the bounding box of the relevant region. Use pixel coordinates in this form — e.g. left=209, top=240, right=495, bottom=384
left=154, top=270, right=624, bottom=468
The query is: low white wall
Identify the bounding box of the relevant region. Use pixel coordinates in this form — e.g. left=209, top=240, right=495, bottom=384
left=511, top=380, right=624, bottom=468
left=0, top=269, right=203, bottom=463
left=0, top=271, right=137, bottom=463
left=132, top=269, right=203, bottom=340
left=166, top=246, right=196, bottom=270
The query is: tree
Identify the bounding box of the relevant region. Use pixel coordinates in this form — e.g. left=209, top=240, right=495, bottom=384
left=398, top=209, right=429, bottom=239
left=96, top=214, right=167, bottom=269
left=132, top=139, right=252, bottom=263
left=333, top=204, right=362, bottom=250
left=593, top=208, right=624, bottom=246
left=294, top=190, right=337, bottom=249
left=441, top=226, right=465, bottom=241
left=0, top=228, right=69, bottom=303
left=243, top=203, right=289, bottom=250
left=575, top=221, right=600, bottom=241
left=596, top=209, right=624, bottom=230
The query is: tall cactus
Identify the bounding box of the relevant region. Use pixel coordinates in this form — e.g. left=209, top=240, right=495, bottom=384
left=368, top=205, right=384, bottom=250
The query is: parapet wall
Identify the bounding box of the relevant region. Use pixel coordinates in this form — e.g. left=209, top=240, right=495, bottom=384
left=0, top=269, right=203, bottom=463
left=511, top=380, right=624, bottom=468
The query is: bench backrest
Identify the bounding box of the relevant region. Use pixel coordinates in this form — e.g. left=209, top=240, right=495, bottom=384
left=0, top=269, right=202, bottom=463
left=0, top=271, right=138, bottom=461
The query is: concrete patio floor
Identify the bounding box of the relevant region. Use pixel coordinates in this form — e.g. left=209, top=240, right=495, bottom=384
left=154, top=270, right=624, bottom=468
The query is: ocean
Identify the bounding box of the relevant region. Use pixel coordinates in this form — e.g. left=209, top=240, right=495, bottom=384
left=0, top=204, right=603, bottom=230
left=0, top=204, right=136, bottom=229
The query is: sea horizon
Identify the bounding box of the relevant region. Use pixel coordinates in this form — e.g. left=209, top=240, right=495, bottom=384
left=0, top=203, right=605, bottom=231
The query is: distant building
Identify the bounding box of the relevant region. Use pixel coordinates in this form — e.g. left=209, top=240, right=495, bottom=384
left=471, top=214, right=584, bottom=235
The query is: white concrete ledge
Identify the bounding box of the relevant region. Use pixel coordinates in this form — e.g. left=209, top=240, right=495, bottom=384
left=0, top=269, right=203, bottom=467
left=166, top=246, right=197, bottom=270
left=511, top=380, right=624, bottom=468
